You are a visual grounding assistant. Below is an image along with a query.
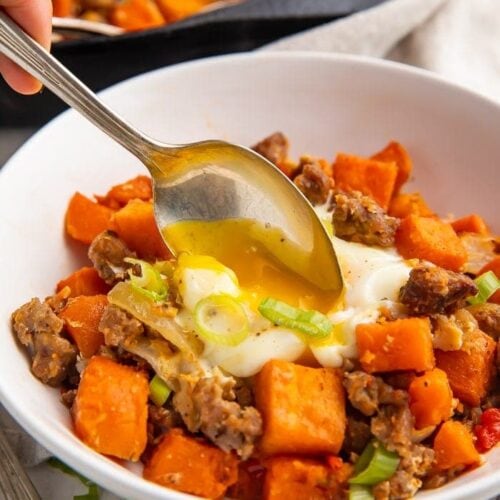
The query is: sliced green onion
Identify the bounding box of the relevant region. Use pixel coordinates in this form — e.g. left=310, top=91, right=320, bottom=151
left=349, top=484, right=374, bottom=500
left=258, top=297, right=332, bottom=339
left=149, top=374, right=171, bottom=407
left=74, top=487, right=99, bottom=500
left=194, top=294, right=249, bottom=346
left=125, top=257, right=168, bottom=302
left=349, top=440, right=399, bottom=486
left=354, top=440, right=376, bottom=474
left=468, top=270, right=500, bottom=305
left=48, top=458, right=100, bottom=500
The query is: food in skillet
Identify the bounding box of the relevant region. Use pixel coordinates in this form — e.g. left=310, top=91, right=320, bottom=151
left=52, top=0, right=233, bottom=32
left=12, top=133, right=500, bottom=499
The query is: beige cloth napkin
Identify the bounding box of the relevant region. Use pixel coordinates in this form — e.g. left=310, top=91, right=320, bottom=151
left=262, top=0, right=500, bottom=102
left=3, top=0, right=500, bottom=497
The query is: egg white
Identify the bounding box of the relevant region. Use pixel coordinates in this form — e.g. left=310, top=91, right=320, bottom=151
left=203, top=327, right=306, bottom=378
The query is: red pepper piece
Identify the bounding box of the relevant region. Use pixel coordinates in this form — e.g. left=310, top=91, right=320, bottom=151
left=474, top=408, right=500, bottom=453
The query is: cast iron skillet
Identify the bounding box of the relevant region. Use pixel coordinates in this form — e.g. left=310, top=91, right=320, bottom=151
left=0, top=0, right=385, bottom=126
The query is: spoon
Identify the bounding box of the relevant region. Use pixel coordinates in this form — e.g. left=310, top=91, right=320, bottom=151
left=0, top=11, right=343, bottom=302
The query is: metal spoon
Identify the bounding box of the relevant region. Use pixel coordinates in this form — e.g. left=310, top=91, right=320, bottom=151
left=0, top=11, right=342, bottom=298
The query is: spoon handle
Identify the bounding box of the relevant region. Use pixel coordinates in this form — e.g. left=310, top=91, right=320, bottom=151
left=0, top=11, right=161, bottom=162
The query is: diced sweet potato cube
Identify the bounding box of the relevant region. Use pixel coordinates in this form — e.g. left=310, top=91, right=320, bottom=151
left=451, top=214, right=489, bottom=235
left=65, top=192, right=115, bottom=245
left=408, top=368, right=453, bottom=429
left=333, top=153, right=398, bottom=210
left=388, top=192, right=434, bottom=219
left=110, top=0, right=165, bottom=31
left=143, top=429, right=238, bottom=498
left=434, top=421, right=480, bottom=470
left=74, top=356, right=148, bottom=460
left=110, top=199, right=170, bottom=260
left=52, top=0, right=76, bottom=16
left=263, top=457, right=333, bottom=500
left=371, top=141, right=412, bottom=194
left=395, top=215, right=467, bottom=271
left=156, top=0, right=214, bottom=22
left=95, top=175, right=152, bottom=209
left=435, top=328, right=496, bottom=407
left=254, top=359, right=345, bottom=456
left=56, top=267, right=110, bottom=298
left=59, top=295, right=108, bottom=358
left=356, top=318, right=435, bottom=373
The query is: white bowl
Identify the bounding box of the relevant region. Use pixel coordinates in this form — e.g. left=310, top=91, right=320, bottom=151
left=0, top=52, right=499, bottom=500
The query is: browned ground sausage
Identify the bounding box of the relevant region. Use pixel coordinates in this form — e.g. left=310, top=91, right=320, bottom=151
left=251, top=132, right=289, bottom=166
left=331, top=191, right=399, bottom=247
left=400, top=265, right=478, bottom=315
left=11, top=298, right=77, bottom=386
left=99, top=304, right=144, bottom=347
left=173, top=373, right=262, bottom=460
left=293, top=156, right=333, bottom=205
left=88, top=230, right=135, bottom=285
left=345, top=371, right=434, bottom=498
left=344, top=371, right=407, bottom=417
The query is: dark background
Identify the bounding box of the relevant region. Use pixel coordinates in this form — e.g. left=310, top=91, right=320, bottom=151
left=0, top=0, right=385, bottom=165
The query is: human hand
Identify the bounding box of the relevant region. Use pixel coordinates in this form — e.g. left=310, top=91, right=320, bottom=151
left=0, top=0, right=52, bottom=94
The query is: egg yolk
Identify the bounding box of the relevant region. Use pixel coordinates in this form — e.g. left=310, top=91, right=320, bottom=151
left=163, top=219, right=342, bottom=313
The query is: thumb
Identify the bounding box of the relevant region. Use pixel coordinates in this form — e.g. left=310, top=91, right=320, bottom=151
left=0, top=0, right=52, bottom=95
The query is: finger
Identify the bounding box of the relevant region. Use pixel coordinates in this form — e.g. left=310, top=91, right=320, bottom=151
left=0, top=0, right=52, bottom=94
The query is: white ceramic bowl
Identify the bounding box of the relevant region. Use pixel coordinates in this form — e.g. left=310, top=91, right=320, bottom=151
left=0, top=53, right=499, bottom=500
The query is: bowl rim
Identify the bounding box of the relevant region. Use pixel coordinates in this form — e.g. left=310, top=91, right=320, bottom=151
left=1, top=51, right=499, bottom=500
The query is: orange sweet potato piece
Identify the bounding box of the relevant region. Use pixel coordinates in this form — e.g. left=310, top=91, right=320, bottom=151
left=73, top=356, right=148, bottom=460
left=59, top=295, right=108, bottom=358
left=52, top=0, right=76, bottom=16
left=156, top=0, right=214, bottom=22
left=435, top=328, right=496, bottom=407
left=110, top=0, right=165, bottom=31
left=356, top=318, right=435, bottom=373
left=110, top=199, right=170, bottom=260
left=395, top=215, right=467, bottom=271
left=254, top=359, right=345, bottom=456
left=371, top=141, right=413, bottom=194
left=143, top=429, right=238, bottom=498
left=388, top=192, right=434, bottom=219
left=434, top=420, right=480, bottom=470
left=333, top=153, right=398, bottom=210
left=276, top=159, right=299, bottom=178
left=95, top=175, right=152, bottom=209
left=479, top=256, right=500, bottom=304
left=451, top=214, right=490, bottom=235
left=65, top=192, right=115, bottom=245
left=263, top=457, right=333, bottom=500
left=408, top=368, right=453, bottom=429
left=56, top=267, right=109, bottom=298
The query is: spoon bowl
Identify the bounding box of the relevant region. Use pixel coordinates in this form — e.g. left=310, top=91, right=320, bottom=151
left=0, top=11, right=343, bottom=301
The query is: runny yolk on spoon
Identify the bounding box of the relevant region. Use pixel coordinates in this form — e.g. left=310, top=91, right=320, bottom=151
left=163, top=219, right=342, bottom=313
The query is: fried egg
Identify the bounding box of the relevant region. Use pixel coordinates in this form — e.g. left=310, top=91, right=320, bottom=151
left=174, top=227, right=411, bottom=376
